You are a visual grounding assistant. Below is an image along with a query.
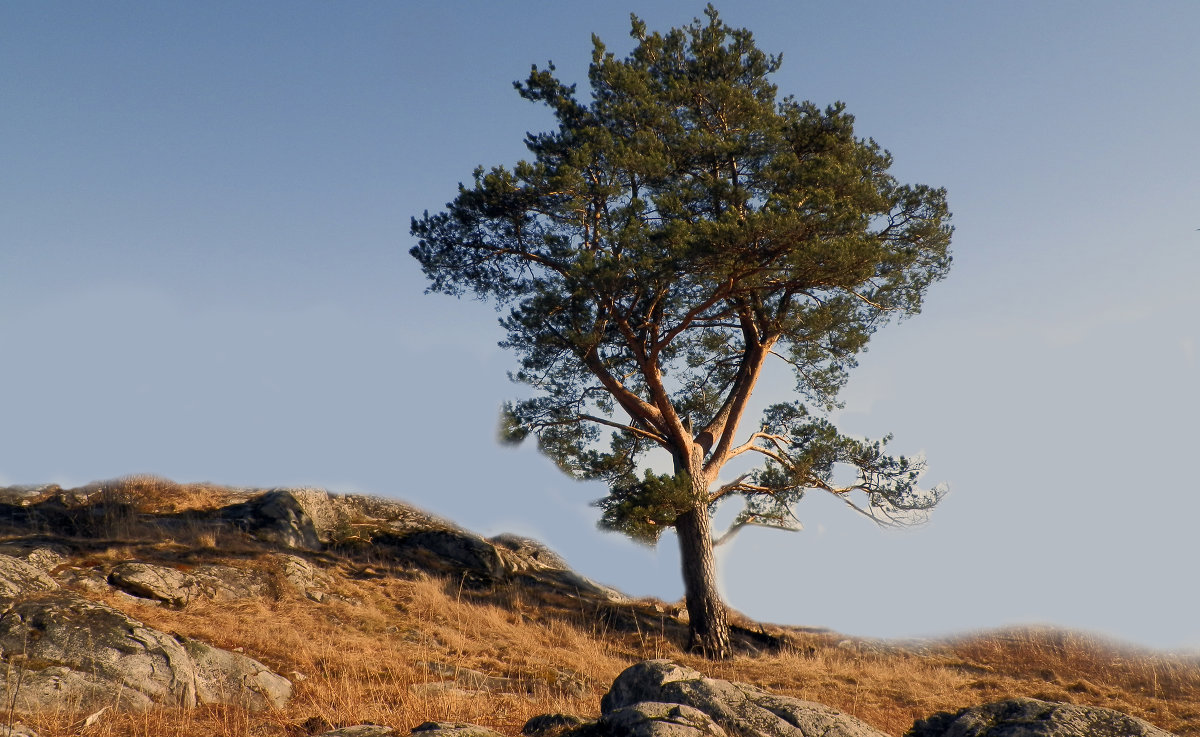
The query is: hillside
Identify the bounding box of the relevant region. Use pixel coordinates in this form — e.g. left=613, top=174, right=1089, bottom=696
left=0, top=476, right=1195, bottom=737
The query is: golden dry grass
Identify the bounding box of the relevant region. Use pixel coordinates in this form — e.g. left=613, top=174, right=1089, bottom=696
left=6, top=478, right=1199, bottom=737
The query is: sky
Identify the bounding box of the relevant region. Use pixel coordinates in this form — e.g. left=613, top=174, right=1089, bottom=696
left=2, top=2, right=1198, bottom=651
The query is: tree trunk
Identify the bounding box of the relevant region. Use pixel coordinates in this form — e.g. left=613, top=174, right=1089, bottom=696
left=675, top=502, right=731, bottom=658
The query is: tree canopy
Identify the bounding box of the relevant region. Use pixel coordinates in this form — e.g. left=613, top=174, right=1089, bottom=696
left=411, top=6, right=952, bottom=657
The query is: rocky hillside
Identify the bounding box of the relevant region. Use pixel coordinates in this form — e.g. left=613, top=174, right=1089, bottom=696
left=0, top=476, right=1195, bottom=737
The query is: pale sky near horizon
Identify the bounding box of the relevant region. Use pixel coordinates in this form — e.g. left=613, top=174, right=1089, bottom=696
left=2, top=2, right=1198, bottom=651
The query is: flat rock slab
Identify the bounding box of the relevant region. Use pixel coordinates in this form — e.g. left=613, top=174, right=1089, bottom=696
left=906, top=697, right=1177, bottom=737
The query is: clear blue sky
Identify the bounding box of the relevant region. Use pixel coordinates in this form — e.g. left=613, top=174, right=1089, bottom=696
left=2, top=2, right=1198, bottom=650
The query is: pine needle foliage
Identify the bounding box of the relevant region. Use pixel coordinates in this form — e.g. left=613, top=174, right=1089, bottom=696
left=412, top=5, right=953, bottom=654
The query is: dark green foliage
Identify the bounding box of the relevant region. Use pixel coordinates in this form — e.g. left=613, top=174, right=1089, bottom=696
left=412, top=6, right=952, bottom=543
left=595, top=470, right=694, bottom=545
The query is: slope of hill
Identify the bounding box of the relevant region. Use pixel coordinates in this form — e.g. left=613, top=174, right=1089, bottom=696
left=0, top=476, right=1195, bottom=737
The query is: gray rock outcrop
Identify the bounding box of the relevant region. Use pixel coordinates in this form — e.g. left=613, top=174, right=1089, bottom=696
left=107, top=561, right=196, bottom=607
left=219, top=489, right=322, bottom=550
left=0, top=593, right=290, bottom=712
left=596, top=660, right=888, bottom=737
left=272, top=552, right=331, bottom=595
left=106, top=555, right=327, bottom=606
left=490, top=534, right=570, bottom=572
left=0, top=554, right=58, bottom=599
left=181, top=635, right=293, bottom=711
left=219, top=488, right=456, bottom=549
left=380, top=529, right=506, bottom=582
left=906, top=696, right=1176, bottom=737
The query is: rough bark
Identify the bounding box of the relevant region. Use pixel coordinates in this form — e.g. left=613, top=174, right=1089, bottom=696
left=675, top=502, right=730, bottom=659
left=671, top=428, right=732, bottom=659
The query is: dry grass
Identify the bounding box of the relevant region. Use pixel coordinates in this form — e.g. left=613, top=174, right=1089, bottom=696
left=74, top=474, right=249, bottom=515
left=6, top=478, right=1199, bottom=736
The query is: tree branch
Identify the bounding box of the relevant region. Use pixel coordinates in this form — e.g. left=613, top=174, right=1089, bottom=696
left=725, top=431, right=789, bottom=461
left=580, top=347, right=666, bottom=434
left=701, top=303, right=774, bottom=477
left=577, top=413, right=668, bottom=445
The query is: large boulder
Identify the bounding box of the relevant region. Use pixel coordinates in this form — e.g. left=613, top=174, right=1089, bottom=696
left=599, top=660, right=888, bottom=737
left=906, top=697, right=1176, bottom=737
left=0, top=593, right=290, bottom=712
left=107, top=561, right=196, bottom=607
left=219, top=489, right=321, bottom=550
left=378, top=529, right=506, bottom=583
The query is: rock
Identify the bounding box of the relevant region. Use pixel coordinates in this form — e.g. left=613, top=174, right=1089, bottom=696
left=315, top=727, right=399, bottom=737
left=601, top=660, right=888, bottom=737
left=180, top=636, right=293, bottom=710
left=603, top=702, right=728, bottom=737
left=0, top=723, right=39, bottom=737
left=0, top=593, right=198, bottom=708
left=525, top=667, right=591, bottom=698
left=219, top=489, right=321, bottom=550
left=277, top=488, right=341, bottom=539
left=270, top=553, right=331, bottom=597
left=536, top=569, right=629, bottom=603
left=380, top=529, right=505, bottom=582
left=107, top=561, right=196, bottom=607
left=51, top=564, right=110, bottom=594
left=241, top=489, right=450, bottom=546
left=0, top=553, right=58, bottom=599
left=0, top=664, right=153, bottom=713
left=522, top=714, right=587, bottom=737
left=190, top=563, right=273, bottom=600
left=417, top=661, right=513, bottom=691
left=906, top=696, right=1177, bottom=737
left=411, top=723, right=505, bottom=737
left=0, top=592, right=290, bottom=712
left=107, top=559, right=295, bottom=605
left=0, top=544, right=68, bottom=574
left=331, top=494, right=454, bottom=538
left=0, top=485, right=60, bottom=505
left=490, top=534, right=569, bottom=572
left=408, top=682, right=486, bottom=698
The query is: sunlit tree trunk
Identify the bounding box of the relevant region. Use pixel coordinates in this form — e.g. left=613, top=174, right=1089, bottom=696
left=674, top=443, right=731, bottom=658
left=675, top=502, right=731, bottom=658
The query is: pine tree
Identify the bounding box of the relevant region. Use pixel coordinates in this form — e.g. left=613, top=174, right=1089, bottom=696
left=411, top=6, right=953, bottom=658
